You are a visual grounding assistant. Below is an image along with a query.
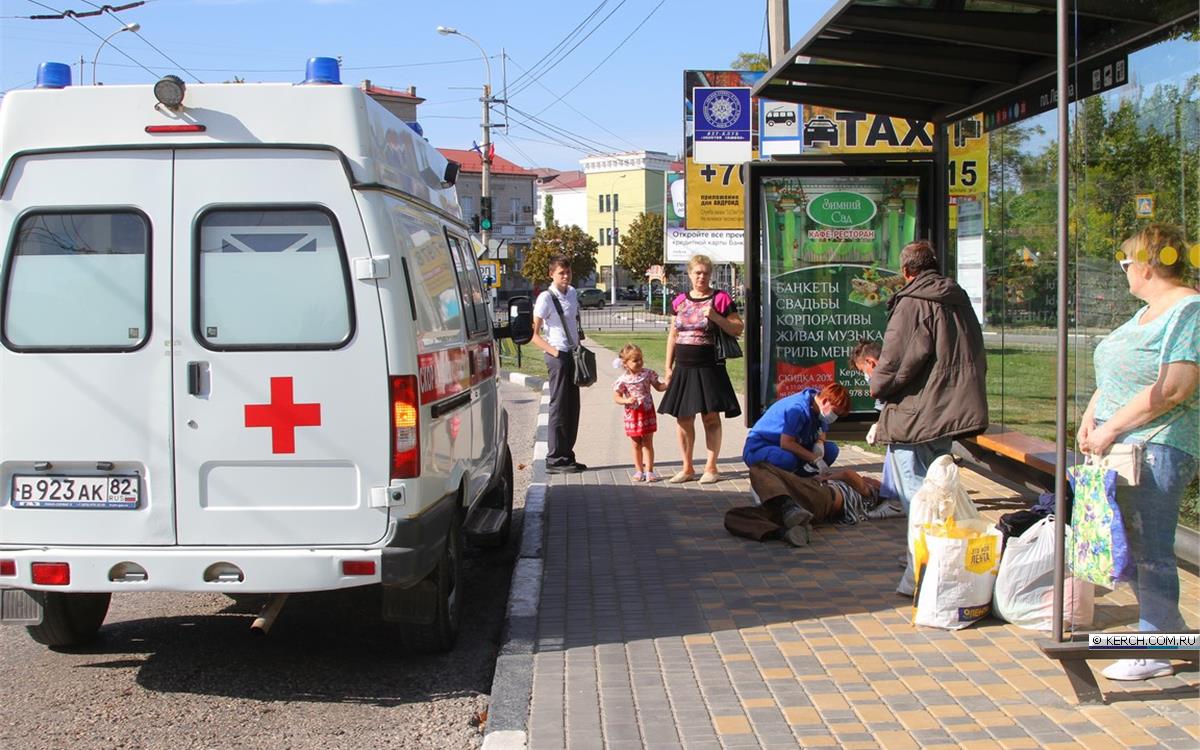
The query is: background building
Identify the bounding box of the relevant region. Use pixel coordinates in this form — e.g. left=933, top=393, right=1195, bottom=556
left=581, top=151, right=674, bottom=294
left=533, top=169, right=588, bottom=231
left=438, top=148, right=537, bottom=295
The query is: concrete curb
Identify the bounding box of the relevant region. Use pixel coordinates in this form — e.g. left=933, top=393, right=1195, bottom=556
left=483, top=379, right=549, bottom=750
left=500, top=368, right=547, bottom=393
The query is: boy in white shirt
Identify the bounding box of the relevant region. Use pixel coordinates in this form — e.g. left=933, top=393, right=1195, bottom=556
left=531, top=255, right=587, bottom=473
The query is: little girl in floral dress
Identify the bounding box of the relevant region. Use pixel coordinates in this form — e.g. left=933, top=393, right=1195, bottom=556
left=612, top=344, right=667, bottom=481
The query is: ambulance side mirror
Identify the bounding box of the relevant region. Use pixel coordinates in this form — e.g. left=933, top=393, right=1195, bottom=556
left=500, top=296, right=533, bottom=345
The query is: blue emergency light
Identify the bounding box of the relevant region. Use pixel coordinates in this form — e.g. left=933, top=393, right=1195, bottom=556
left=35, top=62, right=71, bottom=89
left=303, top=57, right=341, bottom=85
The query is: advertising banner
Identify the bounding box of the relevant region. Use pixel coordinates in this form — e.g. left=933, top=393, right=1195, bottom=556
left=683, top=70, right=761, bottom=234
left=761, top=174, right=923, bottom=411
left=665, top=170, right=741, bottom=262
left=799, top=107, right=934, bottom=154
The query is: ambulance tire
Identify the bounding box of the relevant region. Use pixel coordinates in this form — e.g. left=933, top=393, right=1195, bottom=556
left=26, top=592, right=111, bottom=649
left=476, top=448, right=514, bottom=548
left=399, top=511, right=463, bottom=653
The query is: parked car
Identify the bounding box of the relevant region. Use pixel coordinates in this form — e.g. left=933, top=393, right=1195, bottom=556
left=617, top=285, right=643, bottom=301
left=578, top=287, right=607, bottom=308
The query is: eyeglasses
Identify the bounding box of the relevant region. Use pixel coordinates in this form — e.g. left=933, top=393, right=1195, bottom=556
left=1118, top=258, right=1133, bottom=272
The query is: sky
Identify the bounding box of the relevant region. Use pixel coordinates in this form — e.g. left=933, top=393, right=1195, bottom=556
left=0, top=0, right=839, bottom=171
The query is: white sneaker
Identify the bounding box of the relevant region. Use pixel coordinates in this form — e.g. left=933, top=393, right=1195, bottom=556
left=1101, top=658, right=1173, bottom=681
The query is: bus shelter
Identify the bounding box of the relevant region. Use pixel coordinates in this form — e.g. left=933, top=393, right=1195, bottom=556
left=750, top=0, right=1198, bottom=703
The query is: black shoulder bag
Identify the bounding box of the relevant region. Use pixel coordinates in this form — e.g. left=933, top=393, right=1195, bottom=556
left=711, top=291, right=743, bottom=362
left=549, top=293, right=597, bottom=387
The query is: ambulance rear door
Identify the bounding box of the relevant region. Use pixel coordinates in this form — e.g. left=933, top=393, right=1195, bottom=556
left=171, top=149, right=390, bottom=546
left=0, top=151, right=175, bottom=546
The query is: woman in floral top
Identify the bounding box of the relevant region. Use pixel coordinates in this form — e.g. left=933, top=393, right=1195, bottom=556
left=658, top=255, right=744, bottom=484
left=1077, top=224, right=1199, bottom=682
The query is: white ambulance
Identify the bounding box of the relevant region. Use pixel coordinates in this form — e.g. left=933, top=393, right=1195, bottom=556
left=0, top=59, right=533, bottom=652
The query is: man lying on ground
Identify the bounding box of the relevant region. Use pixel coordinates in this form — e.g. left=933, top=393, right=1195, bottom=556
left=724, top=463, right=904, bottom=547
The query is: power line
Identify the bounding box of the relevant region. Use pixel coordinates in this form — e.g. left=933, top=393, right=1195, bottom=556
left=81, top=0, right=203, bottom=82
left=504, top=102, right=620, bottom=154
left=534, top=0, right=668, bottom=117
left=504, top=52, right=639, bottom=151
left=506, top=0, right=608, bottom=91
left=15, top=0, right=146, bottom=19
left=508, top=0, right=631, bottom=99
left=23, top=0, right=160, bottom=79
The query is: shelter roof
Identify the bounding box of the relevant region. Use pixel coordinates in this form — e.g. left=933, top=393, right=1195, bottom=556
left=752, top=0, right=1197, bottom=123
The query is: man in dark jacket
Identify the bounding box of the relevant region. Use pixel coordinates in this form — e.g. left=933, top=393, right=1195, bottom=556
left=865, top=239, right=988, bottom=595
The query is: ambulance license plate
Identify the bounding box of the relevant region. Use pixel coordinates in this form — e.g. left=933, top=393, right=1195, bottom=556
left=11, top=475, right=139, bottom=510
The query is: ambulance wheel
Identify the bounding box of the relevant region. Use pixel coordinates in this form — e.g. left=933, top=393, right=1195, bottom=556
left=27, top=592, right=111, bottom=648
left=476, top=449, right=514, bottom=548
left=399, top=512, right=463, bottom=653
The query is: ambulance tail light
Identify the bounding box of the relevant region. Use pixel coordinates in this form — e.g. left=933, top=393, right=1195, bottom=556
left=0, top=559, right=15, bottom=577
left=390, top=375, right=420, bottom=479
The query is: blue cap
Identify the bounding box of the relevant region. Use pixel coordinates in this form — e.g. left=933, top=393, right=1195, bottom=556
left=404, top=121, right=424, bottom=137
left=36, top=62, right=71, bottom=89
left=303, top=57, right=341, bottom=85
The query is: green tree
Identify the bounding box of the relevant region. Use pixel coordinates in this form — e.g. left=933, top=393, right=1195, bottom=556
left=616, top=211, right=663, bottom=279
left=730, top=52, right=769, bottom=72
left=522, top=223, right=597, bottom=284
left=542, top=194, right=556, bottom=228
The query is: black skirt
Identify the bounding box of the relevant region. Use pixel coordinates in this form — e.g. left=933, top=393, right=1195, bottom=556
left=658, top=343, right=741, bottom=419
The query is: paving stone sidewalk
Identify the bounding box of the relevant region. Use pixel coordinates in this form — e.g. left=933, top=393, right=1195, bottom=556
left=523, top=344, right=1200, bottom=749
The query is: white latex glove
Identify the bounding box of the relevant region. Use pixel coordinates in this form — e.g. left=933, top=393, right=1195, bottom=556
left=813, top=458, right=830, bottom=474
left=866, top=423, right=878, bottom=446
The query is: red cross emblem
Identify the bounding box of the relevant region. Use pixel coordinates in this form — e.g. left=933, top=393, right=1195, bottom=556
left=244, top=376, right=322, bottom=454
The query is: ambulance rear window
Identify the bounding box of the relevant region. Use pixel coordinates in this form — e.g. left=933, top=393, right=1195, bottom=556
left=3, top=210, right=150, bottom=351
left=196, top=208, right=352, bottom=349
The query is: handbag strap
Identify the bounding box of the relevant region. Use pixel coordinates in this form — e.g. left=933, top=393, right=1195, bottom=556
left=1140, top=407, right=1188, bottom=444
left=547, top=291, right=579, bottom=349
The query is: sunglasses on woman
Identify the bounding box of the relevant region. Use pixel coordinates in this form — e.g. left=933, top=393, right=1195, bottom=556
left=1118, top=258, right=1133, bottom=271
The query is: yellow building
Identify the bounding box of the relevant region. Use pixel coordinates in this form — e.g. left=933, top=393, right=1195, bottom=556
left=580, top=151, right=675, bottom=294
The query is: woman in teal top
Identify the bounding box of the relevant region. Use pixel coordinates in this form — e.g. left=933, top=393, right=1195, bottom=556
left=1077, top=224, right=1199, bottom=682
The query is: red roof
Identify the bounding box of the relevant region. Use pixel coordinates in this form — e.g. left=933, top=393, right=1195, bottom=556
left=536, top=169, right=586, bottom=190
left=437, top=148, right=538, bottom=177
left=361, top=83, right=424, bottom=102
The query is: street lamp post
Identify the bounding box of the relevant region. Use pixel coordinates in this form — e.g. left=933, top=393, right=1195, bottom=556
left=437, top=26, right=493, bottom=253
left=92, top=22, right=140, bottom=85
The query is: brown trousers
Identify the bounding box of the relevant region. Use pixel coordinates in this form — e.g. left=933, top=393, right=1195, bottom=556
left=723, top=463, right=840, bottom=542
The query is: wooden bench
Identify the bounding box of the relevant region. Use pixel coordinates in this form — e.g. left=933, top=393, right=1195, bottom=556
left=959, top=427, right=1076, bottom=492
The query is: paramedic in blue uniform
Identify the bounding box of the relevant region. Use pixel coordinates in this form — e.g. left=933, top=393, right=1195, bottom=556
left=743, top=383, right=850, bottom=474
left=531, top=255, right=587, bottom=473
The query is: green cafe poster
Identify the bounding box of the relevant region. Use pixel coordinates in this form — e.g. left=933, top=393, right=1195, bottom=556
left=761, top=175, right=921, bottom=412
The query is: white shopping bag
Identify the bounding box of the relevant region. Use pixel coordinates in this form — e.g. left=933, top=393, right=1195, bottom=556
left=994, top=516, right=1094, bottom=631
left=913, top=517, right=1002, bottom=630
left=908, top=455, right=983, bottom=555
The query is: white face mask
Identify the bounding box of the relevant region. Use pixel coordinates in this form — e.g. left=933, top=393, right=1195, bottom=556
left=823, top=412, right=838, bottom=426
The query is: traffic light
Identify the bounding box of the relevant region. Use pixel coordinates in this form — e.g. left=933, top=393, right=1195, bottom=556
left=479, top=196, right=493, bottom=231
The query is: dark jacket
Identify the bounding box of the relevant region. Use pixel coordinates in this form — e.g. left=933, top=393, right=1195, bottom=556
left=870, top=269, right=988, bottom=445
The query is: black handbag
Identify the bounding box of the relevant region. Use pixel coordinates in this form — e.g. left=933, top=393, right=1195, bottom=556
left=714, top=326, right=743, bottom=361
left=549, top=293, right=597, bottom=387
left=712, top=292, right=742, bottom=361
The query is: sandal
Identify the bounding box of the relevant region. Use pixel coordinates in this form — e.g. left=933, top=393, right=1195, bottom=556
left=631, top=471, right=645, bottom=482
left=644, top=471, right=659, bottom=482
left=668, top=470, right=696, bottom=483
left=699, top=472, right=720, bottom=484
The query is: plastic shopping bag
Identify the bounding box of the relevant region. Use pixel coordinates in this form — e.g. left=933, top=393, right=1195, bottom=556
left=912, top=517, right=1002, bottom=630
left=1067, top=463, right=1132, bottom=587
left=903, top=455, right=983, bottom=586
left=992, top=516, right=1094, bottom=631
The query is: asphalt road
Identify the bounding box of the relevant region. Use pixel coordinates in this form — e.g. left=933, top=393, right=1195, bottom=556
left=0, top=380, right=541, bottom=750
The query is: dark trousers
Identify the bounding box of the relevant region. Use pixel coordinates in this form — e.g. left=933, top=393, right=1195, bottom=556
left=545, top=351, right=580, bottom=466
